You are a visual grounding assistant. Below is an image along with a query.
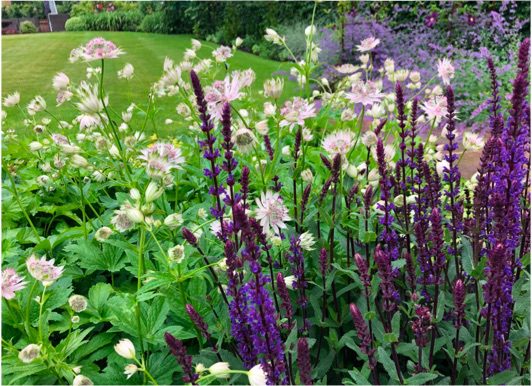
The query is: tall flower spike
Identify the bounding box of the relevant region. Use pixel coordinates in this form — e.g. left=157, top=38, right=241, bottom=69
left=297, top=338, right=313, bottom=385
left=165, top=332, right=199, bottom=384
left=276, top=272, right=294, bottom=330
left=453, top=279, right=465, bottom=328
left=349, top=303, right=376, bottom=369
left=181, top=227, right=197, bottom=246
left=354, top=253, right=370, bottom=289
left=185, top=304, right=211, bottom=340
left=374, top=245, right=399, bottom=313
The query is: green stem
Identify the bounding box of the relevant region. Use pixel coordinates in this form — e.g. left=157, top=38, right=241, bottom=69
left=38, top=286, right=47, bottom=343
left=135, top=227, right=146, bottom=359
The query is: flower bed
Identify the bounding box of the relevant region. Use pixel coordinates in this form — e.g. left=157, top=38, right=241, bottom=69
left=1, top=15, right=530, bottom=386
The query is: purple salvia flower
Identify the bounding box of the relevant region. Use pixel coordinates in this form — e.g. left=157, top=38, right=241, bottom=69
left=287, top=236, right=309, bottom=327
left=319, top=248, right=328, bottom=279
left=272, top=175, right=283, bottom=192
left=185, top=304, right=211, bottom=340
left=297, top=338, right=313, bottom=385
left=264, top=135, right=274, bottom=161
left=411, top=305, right=432, bottom=348
left=276, top=272, right=294, bottom=330
left=240, top=166, right=250, bottom=207
left=374, top=245, right=399, bottom=313
left=320, top=153, right=332, bottom=170
left=453, top=279, right=466, bottom=328
left=164, top=332, right=199, bottom=384
left=294, top=127, right=302, bottom=161
left=349, top=303, right=376, bottom=369
left=181, top=227, right=197, bottom=246
left=300, top=183, right=311, bottom=224
left=429, top=208, right=446, bottom=285
left=404, top=251, right=417, bottom=294
left=221, top=102, right=238, bottom=206
left=443, top=86, right=463, bottom=277
left=354, top=253, right=370, bottom=290
left=376, top=138, right=399, bottom=261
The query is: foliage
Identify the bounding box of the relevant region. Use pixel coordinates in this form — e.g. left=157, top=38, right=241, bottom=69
left=138, top=13, right=166, bottom=34
left=19, top=20, right=37, bottom=34
left=1, top=6, right=530, bottom=386
left=79, top=10, right=143, bottom=32
left=64, top=17, right=87, bottom=32
left=1, top=1, right=44, bottom=19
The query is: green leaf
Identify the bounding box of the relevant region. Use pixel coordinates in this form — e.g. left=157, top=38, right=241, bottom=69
left=384, top=333, right=399, bottom=343
left=391, top=311, right=401, bottom=336
left=377, top=346, right=399, bottom=382
left=461, top=237, right=474, bottom=275
left=404, top=372, right=438, bottom=385
left=347, top=368, right=370, bottom=385
left=392, top=258, right=406, bottom=270
left=487, top=369, right=522, bottom=385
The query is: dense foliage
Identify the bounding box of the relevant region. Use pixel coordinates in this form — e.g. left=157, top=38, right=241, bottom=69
left=1, top=5, right=531, bottom=386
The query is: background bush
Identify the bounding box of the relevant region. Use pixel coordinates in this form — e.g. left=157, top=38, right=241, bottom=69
left=64, top=16, right=87, bottom=32
left=139, top=12, right=167, bottom=34
left=79, top=10, right=143, bottom=32
left=19, top=20, right=37, bottom=34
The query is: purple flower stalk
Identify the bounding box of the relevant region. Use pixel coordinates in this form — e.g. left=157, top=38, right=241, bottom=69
left=349, top=304, right=377, bottom=371
left=287, top=236, right=309, bottom=330
left=186, top=304, right=211, bottom=340
left=411, top=305, right=432, bottom=348
left=221, top=102, right=238, bottom=206
left=276, top=272, right=294, bottom=330
left=443, top=86, right=463, bottom=277
left=264, top=135, right=274, bottom=161
left=182, top=227, right=197, bottom=246
left=374, top=245, right=399, bottom=314
left=165, top=332, right=199, bottom=384
left=297, top=338, right=313, bottom=385
left=376, top=138, right=399, bottom=261
left=453, top=279, right=466, bottom=328
left=190, top=70, right=226, bottom=236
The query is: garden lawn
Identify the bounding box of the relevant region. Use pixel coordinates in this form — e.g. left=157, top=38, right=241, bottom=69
left=2, top=31, right=295, bottom=136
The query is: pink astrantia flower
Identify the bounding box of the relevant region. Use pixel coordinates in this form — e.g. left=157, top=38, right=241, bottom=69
left=357, top=37, right=380, bottom=52
left=72, top=37, right=124, bottom=62
left=2, top=268, right=27, bottom=299
left=26, top=254, right=64, bottom=287
left=255, top=190, right=291, bottom=234
left=436, top=58, right=455, bottom=85
left=279, top=97, right=316, bottom=131
left=139, top=143, right=185, bottom=179
left=322, top=131, right=355, bottom=156
left=204, top=70, right=255, bottom=119
left=421, top=96, right=447, bottom=122
left=212, top=45, right=233, bottom=63
left=346, top=80, right=384, bottom=106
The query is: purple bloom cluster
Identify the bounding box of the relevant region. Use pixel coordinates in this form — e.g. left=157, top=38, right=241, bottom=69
left=164, top=332, right=199, bottom=384
left=374, top=245, right=399, bottom=313
left=297, top=338, right=313, bottom=385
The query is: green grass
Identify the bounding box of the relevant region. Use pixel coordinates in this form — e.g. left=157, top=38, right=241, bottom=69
left=2, top=31, right=293, bottom=135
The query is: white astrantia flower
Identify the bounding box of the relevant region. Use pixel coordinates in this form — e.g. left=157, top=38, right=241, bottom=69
left=168, top=245, right=185, bottom=263
left=208, top=362, right=230, bottom=378
left=322, top=131, right=355, bottom=156
left=118, top=63, right=134, bottom=80
left=264, top=28, right=284, bottom=45
left=18, top=344, right=41, bottom=363
left=255, top=190, right=291, bottom=234
left=53, top=72, right=70, bottom=91
left=232, top=128, right=257, bottom=154
left=124, top=364, right=138, bottom=380
left=248, top=364, right=268, bottom=386
left=263, top=78, right=284, bottom=99
left=114, top=339, right=136, bottom=359
left=95, top=226, right=112, bottom=242
left=299, top=231, right=316, bottom=251
left=145, top=181, right=164, bottom=203
left=357, top=36, right=380, bottom=52
left=3, top=91, right=20, bottom=107
left=27, top=96, right=46, bottom=115
left=462, top=132, right=484, bottom=151
left=68, top=295, right=88, bottom=313
left=73, top=375, right=94, bottom=386
left=301, top=169, right=313, bottom=183
left=284, top=275, right=297, bottom=290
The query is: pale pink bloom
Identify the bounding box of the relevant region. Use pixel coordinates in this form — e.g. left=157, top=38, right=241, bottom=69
left=212, top=45, right=233, bottom=62
left=437, top=58, right=455, bottom=85
left=204, top=72, right=251, bottom=119
left=2, top=268, right=27, bottom=299
left=78, top=37, right=124, bottom=62
left=346, top=80, right=384, bottom=106
left=76, top=114, right=103, bottom=130
left=52, top=72, right=70, bottom=91
left=111, top=210, right=135, bottom=232
left=139, top=143, right=185, bottom=178
left=117, top=63, right=134, bottom=80
left=334, top=64, right=357, bottom=74
left=26, top=254, right=64, bottom=286
left=357, top=37, right=380, bottom=52
left=279, top=97, right=316, bottom=130
left=421, top=96, right=447, bottom=122
left=322, top=131, right=355, bottom=156
left=56, top=90, right=73, bottom=106
left=255, top=191, right=290, bottom=234
left=51, top=134, right=69, bottom=145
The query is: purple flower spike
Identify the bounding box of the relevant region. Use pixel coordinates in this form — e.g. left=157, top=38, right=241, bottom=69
left=182, top=227, right=197, bottom=246
left=349, top=303, right=376, bottom=369
left=297, top=338, right=313, bottom=385
left=453, top=279, right=466, bottom=328
left=185, top=304, right=211, bottom=340
left=165, top=332, right=199, bottom=384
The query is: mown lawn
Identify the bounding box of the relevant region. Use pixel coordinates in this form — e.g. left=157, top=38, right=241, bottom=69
left=2, top=31, right=294, bottom=135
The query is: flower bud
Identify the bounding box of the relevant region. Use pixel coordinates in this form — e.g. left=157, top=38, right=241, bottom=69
left=68, top=294, right=88, bottom=313
left=208, top=362, right=230, bottom=378
left=164, top=213, right=184, bottom=229
left=95, top=226, right=113, bottom=242
left=18, top=344, right=41, bottom=363
left=145, top=181, right=163, bottom=203
left=114, top=339, right=136, bottom=359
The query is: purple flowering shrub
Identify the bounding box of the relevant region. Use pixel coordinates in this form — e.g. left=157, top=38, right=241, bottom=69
left=1, top=12, right=530, bottom=386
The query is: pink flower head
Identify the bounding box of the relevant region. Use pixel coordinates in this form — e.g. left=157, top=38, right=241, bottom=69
left=255, top=190, right=291, bottom=234
left=279, top=97, right=316, bottom=131
left=139, top=142, right=185, bottom=179
left=436, top=58, right=455, bottom=86
left=322, top=130, right=355, bottom=156
left=421, top=96, right=447, bottom=122
left=79, top=37, right=124, bottom=62
left=357, top=36, right=380, bottom=52
left=26, top=254, right=64, bottom=287
left=204, top=70, right=254, bottom=119
left=2, top=268, right=27, bottom=299
left=212, top=45, right=233, bottom=63
left=346, top=80, right=384, bottom=106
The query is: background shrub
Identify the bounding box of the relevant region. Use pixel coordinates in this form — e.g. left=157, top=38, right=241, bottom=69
left=64, top=16, right=87, bottom=32
left=19, top=20, right=37, bottom=34
left=81, top=10, right=143, bottom=32
left=139, top=12, right=166, bottom=34
left=1, top=1, right=45, bottom=19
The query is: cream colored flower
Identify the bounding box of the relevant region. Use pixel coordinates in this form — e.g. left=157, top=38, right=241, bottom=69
left=114, top=339, right=136, bottom=359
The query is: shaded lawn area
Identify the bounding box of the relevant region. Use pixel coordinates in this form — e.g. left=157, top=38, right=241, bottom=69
left=2, top=31, right=295, bottom=136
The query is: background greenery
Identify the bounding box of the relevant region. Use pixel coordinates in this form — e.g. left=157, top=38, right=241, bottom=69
left=1, top=31, right=295, bottom=135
